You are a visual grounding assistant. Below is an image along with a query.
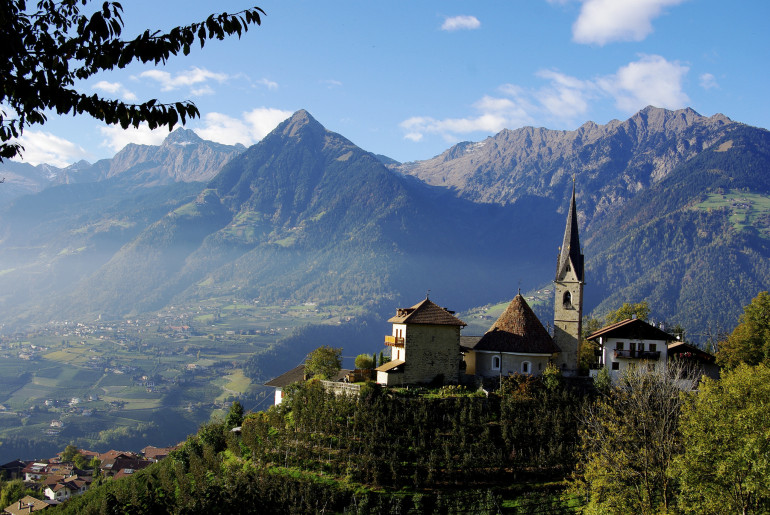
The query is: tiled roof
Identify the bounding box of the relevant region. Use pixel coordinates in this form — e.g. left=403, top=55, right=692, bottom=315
left=264, top=365, right=352, bottom=387
left=4, top=496, right=50, bottom=514
left=97, top=450, right=137, bottom=462
left=387, top=298, right=466, bottom=326
left=587, top=318, right=673, bottom=342
left=374, top=359, right=405, bottom=373
left=469, top=294, right=560, bottom=354
left=264, top=365, right=306, bottom=387
left=667, top=341, right=715, bottom=363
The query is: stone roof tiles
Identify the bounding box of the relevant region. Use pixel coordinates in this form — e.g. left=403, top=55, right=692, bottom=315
left=387, top=298, right=466, bottom=326
left=469, top=294, right=560, bottom=354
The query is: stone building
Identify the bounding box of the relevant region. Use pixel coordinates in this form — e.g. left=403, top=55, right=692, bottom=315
left=375, top=297, right=466, bottom=386
left=462, top=294, right=560, bottom=378
left=553, top=182, right=584, bottom=376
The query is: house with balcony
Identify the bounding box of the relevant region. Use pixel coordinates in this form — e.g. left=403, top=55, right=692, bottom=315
left=587, top=317, right=672, bottom=379
left=375, top=296, right=466, bottom=386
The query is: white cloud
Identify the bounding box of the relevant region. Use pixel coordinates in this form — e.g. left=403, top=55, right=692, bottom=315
left=255, top=78, right=279, bottom=90
left=598, top=54, right=689, bottom=111
left=99, top=123, right=168, bottom=152
left=699, top=72, right=718, bottom=90
left=12, top=131, right=90, bottom=167
left=400, top=95, right=532, bottom=143
left=441, top=15, right=481, bottom=31
left=139, top=67, right=229, bottom=93
left=320, top=79, right=343, bottom=88
left=92, top=81, right=137, bottom=101
left=535, top=70, right=597, bottom=118
left=400, top=54, right=689, bottom=142
left=572, top=0, right=687, bottom=45
left=190, top=85, right=215, bottom=96
left=194, top=107, right=293, bottom=146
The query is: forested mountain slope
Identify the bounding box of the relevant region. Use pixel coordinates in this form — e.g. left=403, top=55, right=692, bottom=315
left=1, top=107, right=768, bottom=337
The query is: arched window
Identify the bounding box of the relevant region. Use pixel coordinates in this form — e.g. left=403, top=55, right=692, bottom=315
left=492, top=356, right=501, bottom=370
left=563, top=291, right=572, bottom=309
left=522, top=361, right=531, bottom=374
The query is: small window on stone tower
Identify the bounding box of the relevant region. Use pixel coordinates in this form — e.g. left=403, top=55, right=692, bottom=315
left=563, top=291, right=572, bottom=309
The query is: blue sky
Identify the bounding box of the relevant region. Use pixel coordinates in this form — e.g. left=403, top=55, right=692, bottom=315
left=10, top=0, right=770, bottom=167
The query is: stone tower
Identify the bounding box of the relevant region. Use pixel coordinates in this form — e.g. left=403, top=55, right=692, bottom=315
left=553, top=181, right=584, bottom=375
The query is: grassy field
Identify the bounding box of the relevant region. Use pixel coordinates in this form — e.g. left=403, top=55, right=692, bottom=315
left=693, top=189, right=770, bottom=236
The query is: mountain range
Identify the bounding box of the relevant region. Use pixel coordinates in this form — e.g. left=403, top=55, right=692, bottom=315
left=1, top=106, right=768, bottom=339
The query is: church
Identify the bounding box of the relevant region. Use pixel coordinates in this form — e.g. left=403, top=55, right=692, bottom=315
left=376, top=183, right=585, bottom=385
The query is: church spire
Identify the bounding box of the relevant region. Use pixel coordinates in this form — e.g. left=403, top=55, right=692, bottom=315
left=555, top=179, right=584, bottom=282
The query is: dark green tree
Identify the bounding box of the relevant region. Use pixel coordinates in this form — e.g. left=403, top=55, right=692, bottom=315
left=224, top=400, right=244, bottom=430
left=1, top=0, right=264, bottom=160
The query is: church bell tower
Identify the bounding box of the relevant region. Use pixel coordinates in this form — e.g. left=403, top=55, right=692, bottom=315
left=553, top=180, right=584, bottom=375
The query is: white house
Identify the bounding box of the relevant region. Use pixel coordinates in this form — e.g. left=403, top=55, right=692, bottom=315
left=588, top=318, right=672, bottom=380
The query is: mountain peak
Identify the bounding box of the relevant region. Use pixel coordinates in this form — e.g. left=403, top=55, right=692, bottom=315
left=279, top=110, right=324, bottom=138
left=163, top=128, right=204, bottom=146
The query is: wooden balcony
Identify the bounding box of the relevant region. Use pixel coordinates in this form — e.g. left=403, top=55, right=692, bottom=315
left=384, top=335, right=404, bottom=347
left=614, top=349, right=660, bottom=360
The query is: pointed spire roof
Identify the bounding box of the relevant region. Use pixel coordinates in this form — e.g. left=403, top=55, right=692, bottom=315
left=469, top=294, right=560, bottom=354
left=556, top=180, right=584, bottom=282
left=387, top=297, right=466, bottom=326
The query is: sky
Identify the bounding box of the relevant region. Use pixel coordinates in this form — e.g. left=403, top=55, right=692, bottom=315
left=9, top=0, right=770, bottom=167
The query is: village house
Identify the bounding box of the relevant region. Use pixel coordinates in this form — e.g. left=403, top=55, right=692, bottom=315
left=588, top=317, right=673, bottom=379
left=588, top=318, right=720, bottom=382
left=43, top=474, right=91, bottom=502
left=375, top=297, right=466, bottom=386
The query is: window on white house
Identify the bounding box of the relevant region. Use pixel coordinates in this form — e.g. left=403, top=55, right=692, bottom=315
left=611, top=362, right=619, bottom=370
left=522, top=361, right=531, bottom=374
left=616, top=342, right=625, bottom=351
left=492, top=356, right=501, bottom=370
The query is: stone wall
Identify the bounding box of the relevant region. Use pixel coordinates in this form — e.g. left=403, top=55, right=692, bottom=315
left=403, top=324, right=461, bottom=385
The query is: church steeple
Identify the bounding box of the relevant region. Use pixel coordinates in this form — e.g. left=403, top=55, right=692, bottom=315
left=556, top=180, right=584, bottom=282
left=553, top=179, right=584, bottom=375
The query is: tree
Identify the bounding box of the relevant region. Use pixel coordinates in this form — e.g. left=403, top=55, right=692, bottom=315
left=0, top=479, right=40, bottom=508
left=304, top=346, right=342, bottom=380
left=573, top=364, right=696, bottom=514
left=61, top=443, right=80, bottom=462
left=1, top=0, right=265, bottom=160
left=354, top=354, right=374, bottom=370
left=675, top=363, right=770, bottom=514
left=716, top=291, right=770, bottom=369
left=225, top=400, right=244, bottom=430
left=605, top=302, right=650, bottom=324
